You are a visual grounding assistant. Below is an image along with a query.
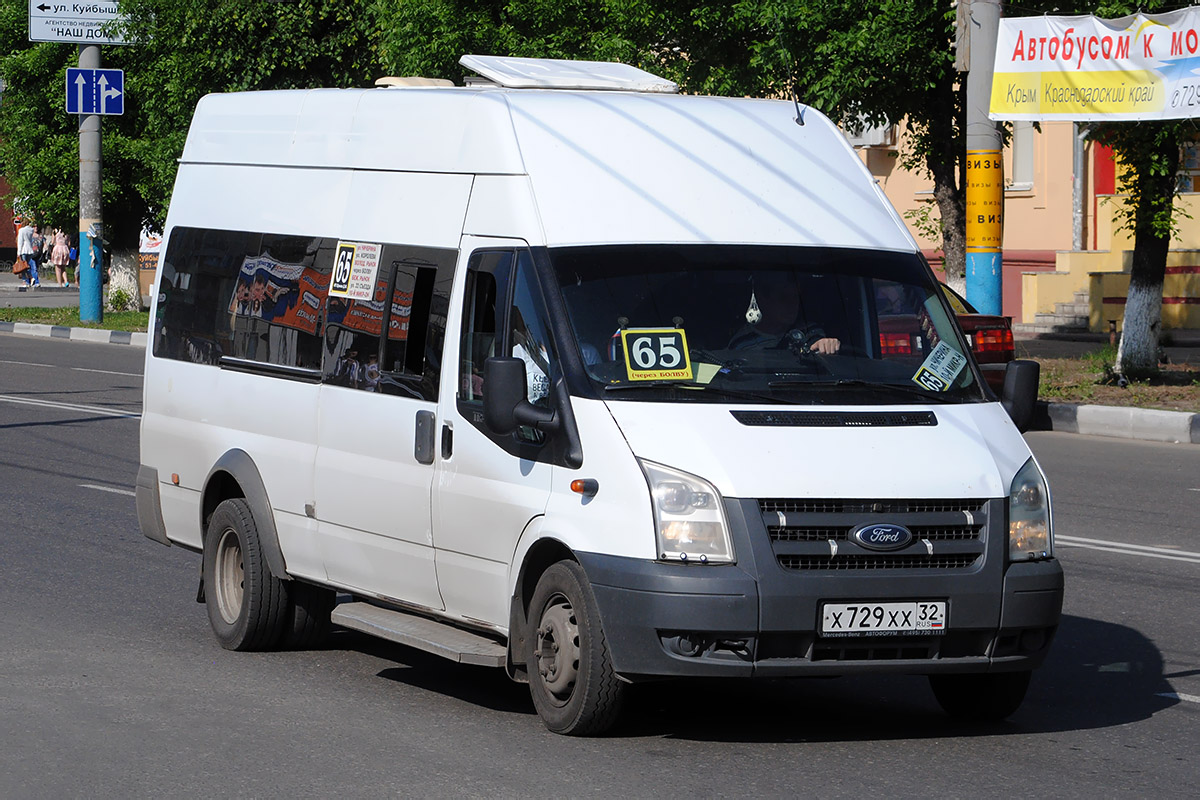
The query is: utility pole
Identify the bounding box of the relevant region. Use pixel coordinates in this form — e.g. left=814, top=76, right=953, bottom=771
left=78, top=43, right=103, bottom=324
left=965, top=0, right=1004, bottom=315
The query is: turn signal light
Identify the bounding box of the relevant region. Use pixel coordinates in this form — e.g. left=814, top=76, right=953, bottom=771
left=570, top=479, right=599, bottom=497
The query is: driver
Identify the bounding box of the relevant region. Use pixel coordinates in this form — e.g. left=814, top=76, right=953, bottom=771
left=728, top=272, right=841, bottom=354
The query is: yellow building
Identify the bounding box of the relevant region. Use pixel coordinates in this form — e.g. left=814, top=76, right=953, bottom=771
left=854, top=120, right=1200, bottom=333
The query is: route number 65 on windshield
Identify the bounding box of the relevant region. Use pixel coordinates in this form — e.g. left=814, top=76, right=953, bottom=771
left=620, top=328, right=694, bottom=382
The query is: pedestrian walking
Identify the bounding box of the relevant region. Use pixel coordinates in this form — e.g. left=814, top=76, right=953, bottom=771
left=15, top=219, right=40, bottom=287
left=29, top=225, right=45, bottom=288
left=50, top=228, right=71, bottom=287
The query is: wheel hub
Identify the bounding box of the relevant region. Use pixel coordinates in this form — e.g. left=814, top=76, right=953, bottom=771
left=535, top=600, right=579, bottom=699
left=213, top=527, right=245, bottom=625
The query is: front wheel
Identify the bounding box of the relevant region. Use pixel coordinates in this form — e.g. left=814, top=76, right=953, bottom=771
left=526, top=561, right=625, bottom=735
left=929, top=671, right=1032, bottom=721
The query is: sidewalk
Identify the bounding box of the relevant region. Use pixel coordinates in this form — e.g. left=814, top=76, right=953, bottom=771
left=1, top=271, right=1197, bottom=443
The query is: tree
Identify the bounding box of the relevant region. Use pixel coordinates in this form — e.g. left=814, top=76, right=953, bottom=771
left=1011, top=0, right=1196, bottom=374
left=0, top=0, right=384, bottom=247
left=1089, top=120, right=1192, bottom=374
left=0, top=1, right=146, bottom=244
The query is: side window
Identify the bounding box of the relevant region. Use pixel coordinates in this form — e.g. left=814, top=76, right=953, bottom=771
left=154, top=226, right=329, bottom=370
left=457, top=249, right=557, bottom=446
left=458, top=251, right=512, bottom=407
left=322, top=242, right=455, bottom=401
left=509, top=251, right=557, bottom=412
left=229, top=233, right=330, bottom=370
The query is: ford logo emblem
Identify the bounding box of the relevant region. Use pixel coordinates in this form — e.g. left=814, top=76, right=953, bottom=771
left=852, top=523, right=914, bottom=551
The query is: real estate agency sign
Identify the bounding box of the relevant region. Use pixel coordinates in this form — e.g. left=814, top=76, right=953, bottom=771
left=990, top=6, right=1200, bottom=121
left=28, top=1, right=130, bottom=45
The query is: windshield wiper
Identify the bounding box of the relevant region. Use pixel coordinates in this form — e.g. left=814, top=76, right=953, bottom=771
left=767, top=378, right=961, bottom=403
left=602, top=381, right=784, bottom=404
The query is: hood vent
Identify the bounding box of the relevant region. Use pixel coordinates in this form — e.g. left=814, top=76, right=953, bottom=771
left=730, top=410, right=937, bottom=427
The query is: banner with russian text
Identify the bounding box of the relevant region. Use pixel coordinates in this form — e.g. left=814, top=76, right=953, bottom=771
left=991, top=8, right=1200, bottom=121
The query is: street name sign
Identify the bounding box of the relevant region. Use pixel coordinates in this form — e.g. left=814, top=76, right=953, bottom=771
left=66, top=67, right=124, bottom=115
left=29, top=1, right=130, bottom=45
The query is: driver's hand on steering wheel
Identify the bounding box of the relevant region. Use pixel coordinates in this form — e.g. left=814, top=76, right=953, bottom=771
left=810, top=337, right=840, bottom=355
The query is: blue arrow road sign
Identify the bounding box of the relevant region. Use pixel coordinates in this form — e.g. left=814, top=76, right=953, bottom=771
left=65, top=68, right=124, bottom=116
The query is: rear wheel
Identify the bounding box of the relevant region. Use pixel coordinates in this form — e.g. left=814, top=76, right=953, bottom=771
left=203, top=498, right=288, bottom=651
left=929, top=671, right=1032, bottom=721
left=526, top=561, right=625, bottom=735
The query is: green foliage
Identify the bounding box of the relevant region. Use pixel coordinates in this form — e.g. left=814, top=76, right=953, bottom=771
left=903, top=201, right=943, bottom=244
left=0, top=0, right=384, bottom=246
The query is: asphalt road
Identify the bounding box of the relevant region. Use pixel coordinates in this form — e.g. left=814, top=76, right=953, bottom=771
left=1, top=335, right=1197, bottom=799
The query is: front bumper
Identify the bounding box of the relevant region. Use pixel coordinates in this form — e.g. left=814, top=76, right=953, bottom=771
left=578, top=498, right=1063, bottom=681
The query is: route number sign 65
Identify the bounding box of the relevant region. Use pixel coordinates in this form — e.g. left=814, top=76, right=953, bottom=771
left=620, top=328, right=694, bottom=382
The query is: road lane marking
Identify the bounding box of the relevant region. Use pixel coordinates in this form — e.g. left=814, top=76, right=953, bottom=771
left=1156, top=691, right=1200, bottom=704
left=0, top=358, right=141, bottom=378
left=1056, top=535, right=1200, bottom=565
left=80, top=483, right=136, bottom=497
left=0, top=393, right=141, bottom=419
left=71, top=367, right=143, bottom=377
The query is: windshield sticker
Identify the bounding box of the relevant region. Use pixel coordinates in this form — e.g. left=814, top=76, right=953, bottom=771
left=620, top=328, right=694, bottom=382
left=912, top=340, right=967, bottom=392
left=330, top=241, right=381, bottom=301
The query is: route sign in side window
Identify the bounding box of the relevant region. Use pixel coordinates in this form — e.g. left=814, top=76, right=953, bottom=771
left=322, top=243, right=456, bottom=401
left=508, top=251, right=560, bottom=445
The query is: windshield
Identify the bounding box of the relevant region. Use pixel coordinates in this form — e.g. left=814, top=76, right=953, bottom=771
left=550, top=245, right=986, bottom=405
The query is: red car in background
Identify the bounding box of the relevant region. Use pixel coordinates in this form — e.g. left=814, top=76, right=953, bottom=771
left=940, top=283, right=1015, bottom=393
left=876, top=283, right=1015, bottom=394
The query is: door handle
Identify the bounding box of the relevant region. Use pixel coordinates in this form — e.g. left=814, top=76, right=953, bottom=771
left=441, top=424, right=453, bottom=460
left=414, top=410, right=436, bottom=465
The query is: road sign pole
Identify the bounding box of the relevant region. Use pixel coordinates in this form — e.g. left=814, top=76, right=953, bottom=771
left=965, top=0, right=1004, bottom=316
left=78, top=43, right=102, bottom=323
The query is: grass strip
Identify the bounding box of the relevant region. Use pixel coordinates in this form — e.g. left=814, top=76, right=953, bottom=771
left=0, top=306, right=149, bottom=332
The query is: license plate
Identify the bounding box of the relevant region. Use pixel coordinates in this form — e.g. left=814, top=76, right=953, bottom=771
left=820, top=601, right=946, bottom=637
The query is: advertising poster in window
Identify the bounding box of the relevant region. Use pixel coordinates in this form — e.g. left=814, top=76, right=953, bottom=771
left=228, top=254, right=328, bottom=335
left=326, top=282, right=415, bottom=341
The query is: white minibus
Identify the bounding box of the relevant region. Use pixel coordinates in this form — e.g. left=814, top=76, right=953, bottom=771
left=137, top=56, right=1063, bottom=735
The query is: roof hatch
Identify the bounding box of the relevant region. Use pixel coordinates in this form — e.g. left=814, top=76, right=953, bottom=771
left=458, top=54, right=678, bottom=93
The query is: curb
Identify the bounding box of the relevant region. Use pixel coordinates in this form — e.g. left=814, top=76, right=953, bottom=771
left=1, top=321, right=1196, bottom=444
left=1035, top=401, right=1200, bottom=445
left=0, top=321, right=147, bottom=348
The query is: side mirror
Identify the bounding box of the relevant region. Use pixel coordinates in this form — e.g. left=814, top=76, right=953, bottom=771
left=1001, top=359, right=1039, bottom=433
left=482, top=357, right=559, bottom=435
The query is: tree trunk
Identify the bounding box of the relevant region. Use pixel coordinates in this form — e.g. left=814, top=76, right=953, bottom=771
left=1116, top=230, right=1168, bottom=375
left=1116, top=137, right=1178, bottom=376
left=925, top=86, right=966, bottom=294
left=932, top=165, right=967, bottom=294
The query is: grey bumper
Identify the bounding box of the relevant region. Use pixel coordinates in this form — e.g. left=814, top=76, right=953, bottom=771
left=577, top=499, right=1063, bottom=681
left=135, top=465, right=171, bottom=546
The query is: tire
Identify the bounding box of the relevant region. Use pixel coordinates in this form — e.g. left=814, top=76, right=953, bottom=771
left=281, top=582, right=336, bottom=649
left=929, top=671, right=1032, bottom=722
left=202, top=498, right=289, bottom=651
left=526, top=560, right=625, bottom=736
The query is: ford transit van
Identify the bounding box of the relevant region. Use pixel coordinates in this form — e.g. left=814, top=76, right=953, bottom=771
left=137, top=55, right=1063, bottom=735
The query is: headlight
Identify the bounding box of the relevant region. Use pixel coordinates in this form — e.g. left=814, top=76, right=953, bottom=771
left=1009, top=457, right=1052, bottom=561
left=639, top=460, right=734, bottom=564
